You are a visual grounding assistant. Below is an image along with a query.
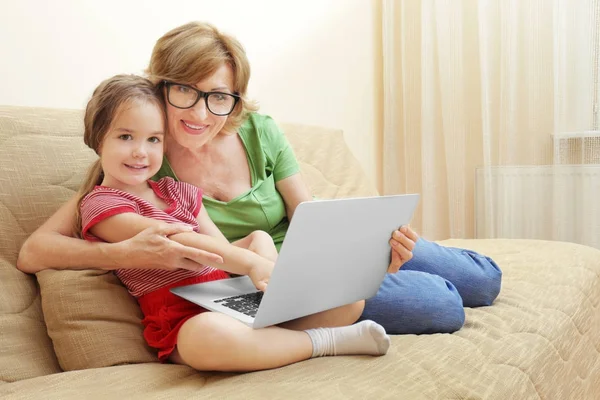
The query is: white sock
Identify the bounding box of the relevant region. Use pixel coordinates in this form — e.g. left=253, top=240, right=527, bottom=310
left=304, top=320, right=391, bottom=357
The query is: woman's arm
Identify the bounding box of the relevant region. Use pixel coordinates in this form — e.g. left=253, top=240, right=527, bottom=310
left=17, top=196, right=223, bottom=274
left=275, top=173, right=312, bottom=220
left=17, top=196, right=119, bottom=273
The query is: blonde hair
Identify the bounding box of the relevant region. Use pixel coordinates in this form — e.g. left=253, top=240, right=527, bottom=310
left=146, top=21, right=258, bottom=133
left=74, top=74, right=166, bottom=237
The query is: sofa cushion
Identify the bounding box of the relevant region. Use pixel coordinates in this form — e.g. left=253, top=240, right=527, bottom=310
left=0, top=258, right=61, bottom=382
left=0, top=106, right=158, bottom=371
left=0, top=107, right=66, bottom=381
left=0, top=106, right=378, bottom=373
left=36, top=269, right=158, bottom=370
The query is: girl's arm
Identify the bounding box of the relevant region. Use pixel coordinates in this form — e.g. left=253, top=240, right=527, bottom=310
left=194, top=206, right=279, bottom=262
left=193, top=206, right=230, bottom=242
left=89, top=211, right=273, bottom=281
left=17, top=196, right=223, bottom=274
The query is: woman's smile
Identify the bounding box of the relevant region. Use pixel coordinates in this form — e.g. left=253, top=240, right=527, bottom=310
left=181, top=119, right=209, bottom=135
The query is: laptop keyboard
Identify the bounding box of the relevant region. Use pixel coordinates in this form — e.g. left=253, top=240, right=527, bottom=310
left=213, top=291, right=264, bottom=318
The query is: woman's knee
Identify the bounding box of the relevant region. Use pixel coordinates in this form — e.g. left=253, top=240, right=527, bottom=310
left=458, top=250, right=502, bottom=307
left=431, top=280, right=466, bottom=333
left=361, top=271, right=465, bottom=335
left=404, top=239, right=502, bottom=307
left=407, top=276, right=465, bottom=334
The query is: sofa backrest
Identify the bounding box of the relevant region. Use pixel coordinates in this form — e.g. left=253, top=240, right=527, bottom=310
left=0, top=105, right=377, bottom=380
left=0, top=106, right=94, bottom=382
left=279, top=122, right=378, bottom=199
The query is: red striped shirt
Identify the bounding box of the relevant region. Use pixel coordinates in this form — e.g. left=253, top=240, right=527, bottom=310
left=80, top=177, right=217, bottom=297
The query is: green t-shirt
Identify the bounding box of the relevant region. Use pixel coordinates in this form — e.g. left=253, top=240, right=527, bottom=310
left=153, top=113, right=300, bottom=251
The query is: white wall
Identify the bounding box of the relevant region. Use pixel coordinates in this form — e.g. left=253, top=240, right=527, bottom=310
left=0, top=0, right=380, bottom=183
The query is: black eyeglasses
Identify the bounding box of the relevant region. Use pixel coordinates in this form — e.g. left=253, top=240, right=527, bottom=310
left=163, top=81, right=240, bottom=116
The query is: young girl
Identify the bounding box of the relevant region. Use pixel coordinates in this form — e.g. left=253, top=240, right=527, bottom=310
left=75, top=74, right=391, bottom=371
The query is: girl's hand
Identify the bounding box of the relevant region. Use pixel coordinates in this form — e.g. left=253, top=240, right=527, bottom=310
left=113, top=223, right=224, bottom=271
left=247, top=259, right=275, bottom=292
left=387, top=226, right=419, bottom=273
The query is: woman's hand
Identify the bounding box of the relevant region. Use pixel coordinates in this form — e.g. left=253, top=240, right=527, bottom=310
left=387, top=226, right=419, bottom=273
left=112, top=223, right=224, bottom=271
left=247, top=259, right=275, bottom=292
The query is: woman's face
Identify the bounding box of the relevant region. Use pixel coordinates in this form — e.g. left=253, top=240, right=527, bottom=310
left=165, top=63, right=236, bottom=151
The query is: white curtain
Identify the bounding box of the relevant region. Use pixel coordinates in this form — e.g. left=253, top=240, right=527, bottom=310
left=382, top=0, right=600, bottom=249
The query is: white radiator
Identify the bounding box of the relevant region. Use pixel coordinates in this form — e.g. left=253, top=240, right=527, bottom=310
left=475, top=165, right=600, bottom=249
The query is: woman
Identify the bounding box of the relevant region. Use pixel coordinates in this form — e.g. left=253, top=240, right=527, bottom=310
left=70, top=73, right=390, bottom=372
left=18, top=22, right=501, bottom=336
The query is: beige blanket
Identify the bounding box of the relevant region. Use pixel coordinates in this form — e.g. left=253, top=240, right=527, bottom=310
left=2, top=239, right=599, bottom=400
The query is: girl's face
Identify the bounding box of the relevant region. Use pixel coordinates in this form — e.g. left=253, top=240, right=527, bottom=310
left=99, top=101, right=165, bottom=192
left=165, top=63, right=235, bottom=151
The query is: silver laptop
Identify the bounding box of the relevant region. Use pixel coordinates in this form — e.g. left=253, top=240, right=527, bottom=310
left=170, top=194, right=420, bottom=329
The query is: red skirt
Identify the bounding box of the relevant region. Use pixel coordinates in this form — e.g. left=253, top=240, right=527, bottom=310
left=137, top=269, right=229, bottom=362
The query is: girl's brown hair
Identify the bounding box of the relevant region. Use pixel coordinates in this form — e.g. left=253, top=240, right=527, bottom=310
left=146, top=21, right=258, bottom=134
left=73, top=74, right=166, bottom=237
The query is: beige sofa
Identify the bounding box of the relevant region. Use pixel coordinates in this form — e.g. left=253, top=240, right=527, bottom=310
left=1, top=105, right=600, bottom=399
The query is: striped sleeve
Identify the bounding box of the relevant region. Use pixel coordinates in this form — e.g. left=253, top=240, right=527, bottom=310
left=80, top=190, right=138, bottom=240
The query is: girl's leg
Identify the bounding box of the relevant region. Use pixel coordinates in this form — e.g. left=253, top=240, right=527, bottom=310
left=402, top=238, right=502, bottom=307
left=173, top=312, right=312, bottom=371
left=172, top=311, right=390, bottom=372
left=360, top=270, right=465, bottom=334
left=279, top=299, right=365, bottom=330
left=232, top=230, right=278, bottom=262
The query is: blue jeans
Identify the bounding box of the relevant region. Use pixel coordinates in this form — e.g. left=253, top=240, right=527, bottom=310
left=360, top=238, right=502, bottom=334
